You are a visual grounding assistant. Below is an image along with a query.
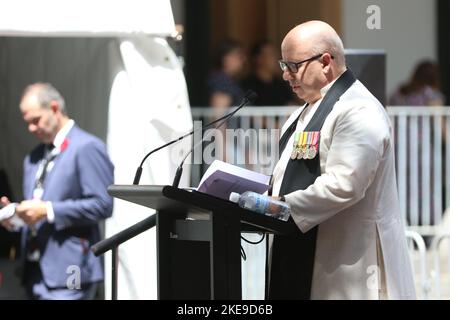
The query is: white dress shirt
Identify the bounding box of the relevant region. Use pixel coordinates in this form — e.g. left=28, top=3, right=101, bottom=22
left=39, top=119, right=75, bottom=223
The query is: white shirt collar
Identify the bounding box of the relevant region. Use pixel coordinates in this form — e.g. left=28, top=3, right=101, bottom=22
left=53, top=119, right=74, bottom=149
left=281, top=73, right=344, bottom=135
left=319, top=77, right=338, bottom=98
left=301, top=76, right=340, bottom=112
left=297, top=77, right=338, bottom=122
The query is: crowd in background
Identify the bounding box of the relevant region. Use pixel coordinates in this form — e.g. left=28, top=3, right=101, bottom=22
left=390, top=60, right=445, bottom=106
left=206, top=39, right=298, bottom=109
left=206, top=39, right=447, bottom=110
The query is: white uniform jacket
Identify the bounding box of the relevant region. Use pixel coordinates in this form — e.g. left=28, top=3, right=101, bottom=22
left=279, top=80, right=416, bottom=299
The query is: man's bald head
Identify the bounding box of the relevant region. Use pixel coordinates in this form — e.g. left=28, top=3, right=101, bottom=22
left=282, top=20, right=346, bottom=72
left=279, top=21, right=346, bottom=104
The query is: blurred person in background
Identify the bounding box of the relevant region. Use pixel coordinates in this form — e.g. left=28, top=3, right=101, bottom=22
left=0, top=83, right=114, bottom=300
left=390, top=60, right=445, bottom=106
left=207, top=39, right=246, bottom=108
left=206, top=39, right=247, bottom=165
left=242, top=40, right=296, bottom=106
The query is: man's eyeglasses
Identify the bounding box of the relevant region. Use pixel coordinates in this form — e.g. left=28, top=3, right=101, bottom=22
left=278, top=53, right=334, bottom=73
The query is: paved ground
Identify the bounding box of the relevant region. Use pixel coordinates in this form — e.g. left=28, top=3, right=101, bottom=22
left=409, top=239, right=450, bottom=300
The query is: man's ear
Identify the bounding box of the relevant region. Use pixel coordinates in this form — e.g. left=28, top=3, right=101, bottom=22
left=321, top=53, right=333, bottom=73
left=50, top=101, right=60, bottom=114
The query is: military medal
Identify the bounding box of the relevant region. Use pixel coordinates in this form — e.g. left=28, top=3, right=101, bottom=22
left=291, top=131, right=320, bottom=160
left=296, top=131, right=303, bottom=159
left=297, top=132, right=307, bottom=159
left=304, top=132, right=310, bottom=160
left=304, top=131, right=312, bottom=160
left=300, top=148, right=307, bottom=160
left=307, top=146, right=316, bottom=159
left=307, top=131, right=320, bottom=159
left=291, top=132, right=300, bottom=159
left=303, top=131, right=313, bottom=160
left=291, top=149, right=298, bottom=160
left=297, top=147, right=304, bottom=159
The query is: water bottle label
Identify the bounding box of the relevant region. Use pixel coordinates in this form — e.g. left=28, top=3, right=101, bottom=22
left=254, top=195, right=270, bottom=214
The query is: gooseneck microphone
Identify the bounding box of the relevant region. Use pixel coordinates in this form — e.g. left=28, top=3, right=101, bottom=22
left=132, top=90, right=258, bottom=185
left=171, top=90, right=258, bottom=188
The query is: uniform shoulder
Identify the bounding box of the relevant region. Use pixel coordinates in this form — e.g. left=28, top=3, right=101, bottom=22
left=333, top=81, right=391, bottom=134
left=336, top=80, right=386, bottom=115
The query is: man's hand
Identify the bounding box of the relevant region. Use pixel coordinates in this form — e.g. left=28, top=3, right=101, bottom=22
left=15, top=199, right=47, bottom=226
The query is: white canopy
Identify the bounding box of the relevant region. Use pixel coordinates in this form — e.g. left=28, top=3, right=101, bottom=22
left=0, top=0, right=175, bottom=37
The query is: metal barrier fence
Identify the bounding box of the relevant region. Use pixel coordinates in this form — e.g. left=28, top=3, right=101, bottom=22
left=405, top=230, right=430, bottom=299
left=387, top=107, right=450, bottom=235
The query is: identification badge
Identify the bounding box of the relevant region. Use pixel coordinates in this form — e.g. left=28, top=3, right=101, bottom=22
left=33, top=187, right=44, bottom=200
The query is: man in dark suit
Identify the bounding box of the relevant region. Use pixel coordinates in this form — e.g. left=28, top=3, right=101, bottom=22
left=0, top=83, right=114, bottom=299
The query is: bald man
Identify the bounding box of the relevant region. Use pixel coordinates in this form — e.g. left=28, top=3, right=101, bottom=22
left=268, top=21, right=415, bottom=299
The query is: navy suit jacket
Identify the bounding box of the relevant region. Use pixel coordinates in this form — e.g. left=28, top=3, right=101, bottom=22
left=22, top=125, right=114, bottom=288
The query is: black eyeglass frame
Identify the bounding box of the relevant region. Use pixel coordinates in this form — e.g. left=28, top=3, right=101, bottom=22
left=278, top=53, right=334, bottom=73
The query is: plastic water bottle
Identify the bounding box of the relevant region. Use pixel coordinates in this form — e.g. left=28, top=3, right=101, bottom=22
left=229, top=191, right=291, bottom=221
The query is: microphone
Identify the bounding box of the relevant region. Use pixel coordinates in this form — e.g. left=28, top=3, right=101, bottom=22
left=132, top=90, right=258, bottom=185
left=171, top=90, right=258, bottom=188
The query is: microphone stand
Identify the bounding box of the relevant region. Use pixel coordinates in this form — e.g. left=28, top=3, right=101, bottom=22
left=171, top=97, right=250, bottom=187
left=133, top=90, right=256, bottom=185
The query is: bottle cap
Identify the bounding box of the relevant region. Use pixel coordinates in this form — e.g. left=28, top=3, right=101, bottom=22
left=229, top=192, right=240, bottom=203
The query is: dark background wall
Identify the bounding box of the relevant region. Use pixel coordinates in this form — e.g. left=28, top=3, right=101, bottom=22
left=438, top=0, right=450, bottom=104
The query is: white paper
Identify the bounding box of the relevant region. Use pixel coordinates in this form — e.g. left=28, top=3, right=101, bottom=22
left=198, top=160, right=270, bottom=187
left=0, top=203, right=25, bottom=229
left=0, top=203, right=16, bottom=220
left=197, top=160, right=271, bottom=200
